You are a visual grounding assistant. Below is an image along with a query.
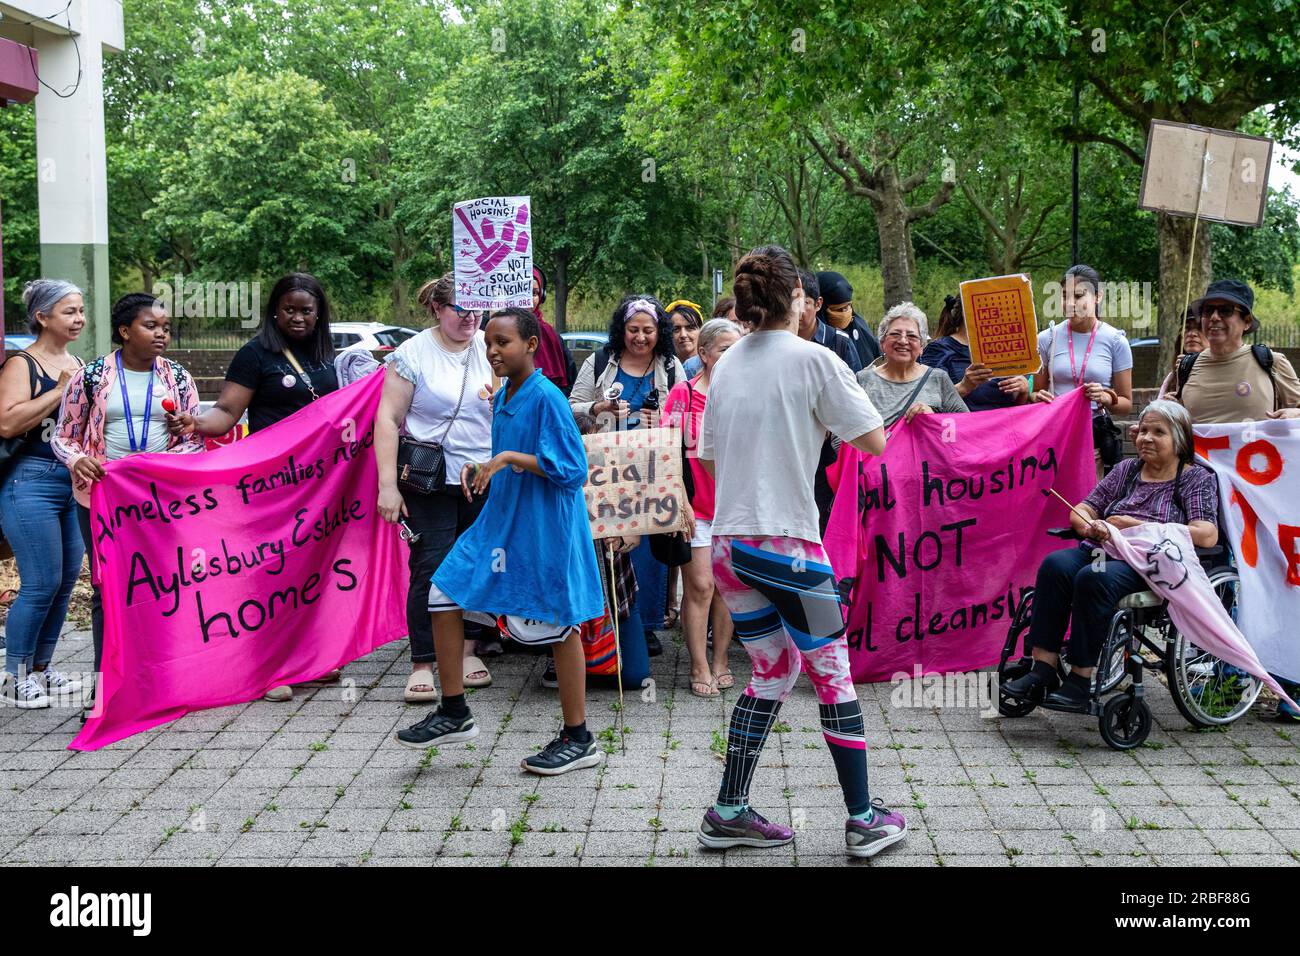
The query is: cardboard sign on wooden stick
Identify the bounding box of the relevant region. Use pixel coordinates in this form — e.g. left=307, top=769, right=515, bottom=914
left=959, top=273, right=1040, bottom=377
left=1138, top=120, right=1273, bottom=228
left=582, top=427, right=687, bottom=540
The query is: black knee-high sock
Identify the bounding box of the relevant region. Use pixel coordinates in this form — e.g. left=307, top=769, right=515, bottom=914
left=716, top=695, right=782, bottom=809
left=819, top=700, right=871, bottom=816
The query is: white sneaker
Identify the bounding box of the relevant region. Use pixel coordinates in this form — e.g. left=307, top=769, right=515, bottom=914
left=41, top=669, right=83, bottom=695
left=12, top=674, right=51, bottom=709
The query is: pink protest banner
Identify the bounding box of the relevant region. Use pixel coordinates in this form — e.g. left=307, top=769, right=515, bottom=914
left=69, top=371, right=409, bottom=751
left=823, top=389, right=1095, bottom=683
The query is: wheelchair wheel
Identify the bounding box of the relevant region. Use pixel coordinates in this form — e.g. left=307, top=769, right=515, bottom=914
left=1092, top=612, right=1131, bottom=695
left=1099, top=694, right=1151, bottom=750
left=998, top=593, right=1038, bottom=717
left=1165, top=568, right=1262, bottom=727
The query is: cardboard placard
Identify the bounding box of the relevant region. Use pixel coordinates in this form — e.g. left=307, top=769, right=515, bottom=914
left=1138, top=120, right=1273, bottom=228
left=582, top=427, right=687, bottom=540
left=452, top=195, right=533, bottom=310
left=958, top=273, right=1039, bottom=376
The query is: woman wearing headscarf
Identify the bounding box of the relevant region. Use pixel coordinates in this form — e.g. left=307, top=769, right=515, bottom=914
left=526, top=266, right=577, bottom=397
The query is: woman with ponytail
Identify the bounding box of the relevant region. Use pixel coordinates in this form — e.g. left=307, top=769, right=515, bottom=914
left=695, top=244, right=906, bottom=859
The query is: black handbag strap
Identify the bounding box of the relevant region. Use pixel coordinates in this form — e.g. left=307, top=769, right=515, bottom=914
left=435, top=349, right=473, bottom=445
left=900, top=366, right=934, bottom=413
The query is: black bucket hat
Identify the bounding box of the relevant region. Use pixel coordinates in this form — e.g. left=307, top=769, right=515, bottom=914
left=1192, top=279, right=1257, bottom=333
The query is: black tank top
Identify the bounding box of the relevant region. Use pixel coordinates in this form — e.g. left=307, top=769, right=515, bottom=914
left=7, top=352, right=65, bottom=461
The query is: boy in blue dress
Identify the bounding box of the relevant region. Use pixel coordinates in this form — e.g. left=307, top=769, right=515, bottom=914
left=394, top=307, right=606, bottom=775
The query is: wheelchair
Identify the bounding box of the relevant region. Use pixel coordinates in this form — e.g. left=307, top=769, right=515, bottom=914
left=998, top=528, right=1262, bottom=750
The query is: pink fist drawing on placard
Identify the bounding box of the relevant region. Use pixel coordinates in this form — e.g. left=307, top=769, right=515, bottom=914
left=456, top=202, right=530, bottom=275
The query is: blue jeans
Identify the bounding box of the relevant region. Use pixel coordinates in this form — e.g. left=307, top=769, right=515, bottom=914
left=630, top=537, right=668, bottom=630
left=0, top=456, right=83, bottom=677
left=617, top=599, right=651, bottom=686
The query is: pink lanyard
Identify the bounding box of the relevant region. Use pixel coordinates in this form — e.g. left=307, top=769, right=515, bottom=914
left=1066, top=321, right=1100, bottom=389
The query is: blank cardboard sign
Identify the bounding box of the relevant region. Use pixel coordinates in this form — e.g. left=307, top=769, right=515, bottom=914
left=1139, top=120, right=1272, bottom=228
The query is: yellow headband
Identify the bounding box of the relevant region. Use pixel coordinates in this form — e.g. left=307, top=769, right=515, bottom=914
left=665, top=299, right=703, bottom=321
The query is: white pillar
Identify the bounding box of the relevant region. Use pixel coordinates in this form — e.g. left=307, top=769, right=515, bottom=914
left=28, top=0, right=123, bottom=358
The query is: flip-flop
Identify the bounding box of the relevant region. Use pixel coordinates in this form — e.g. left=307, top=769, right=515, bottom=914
left=463, top=655, right=492, bottom=688
left=713, top=670, right=735, bottom=690
left=690, top=676, right=719, bottom=699
left=404, top=670, right=438, bottom=703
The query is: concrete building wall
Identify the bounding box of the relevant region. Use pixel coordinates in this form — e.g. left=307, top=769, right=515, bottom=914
left=0, top=0, right=123, bottom=358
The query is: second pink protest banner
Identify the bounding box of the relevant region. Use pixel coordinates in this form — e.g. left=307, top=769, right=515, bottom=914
left=823, top=388, right=1095, bottom=683
left=70, top=371, right=409, bottom=751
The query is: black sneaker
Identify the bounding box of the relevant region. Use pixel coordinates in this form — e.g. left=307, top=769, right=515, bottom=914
left=645, top=631, right=663, bottom=657
left=541, top=656, right=558, bottom=689
left=394, top=710, right=479, bottom=750
left=521, top=732, right=604, bottom=775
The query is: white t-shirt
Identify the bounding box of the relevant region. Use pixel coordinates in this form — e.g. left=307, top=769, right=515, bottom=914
left=104, top=368, right=171, bottom=460
left=700, top=329, right=883, bottom=543
left=388, top=329, right=494, bottom=485
left=1037, top=321, right=1132, bottom=403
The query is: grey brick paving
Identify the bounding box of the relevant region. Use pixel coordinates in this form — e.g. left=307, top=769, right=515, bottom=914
left=1, top=626, right=1297, bottom=867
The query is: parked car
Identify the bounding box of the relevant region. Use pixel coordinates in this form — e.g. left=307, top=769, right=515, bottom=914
left=560, top=330, right=607, bottom=369
left=3, top=333, right=36, bottom=354
left=331, top=323, right=418, bottom=354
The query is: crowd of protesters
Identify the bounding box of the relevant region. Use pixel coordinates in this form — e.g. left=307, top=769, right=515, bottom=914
left=2, top=248, right=1299, bottom=858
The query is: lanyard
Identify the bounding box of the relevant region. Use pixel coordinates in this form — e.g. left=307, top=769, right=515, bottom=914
left=283, top=347, right=319, bottom=401
left=115, top=350, right=156, bottom=453
left=1066, top=321, right=1100, bottom=389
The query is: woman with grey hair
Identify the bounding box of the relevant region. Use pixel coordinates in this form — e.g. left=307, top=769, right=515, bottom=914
left=0, top=280, right=87, bottom=708
left=1003, top=398, right=1219, bottom=712
left=855, top=301, right=968, bottom=426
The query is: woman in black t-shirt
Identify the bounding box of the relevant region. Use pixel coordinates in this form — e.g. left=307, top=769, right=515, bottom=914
left=170, top=272, right=341, bottom=702
left=176, top=273, right=339, bottom=436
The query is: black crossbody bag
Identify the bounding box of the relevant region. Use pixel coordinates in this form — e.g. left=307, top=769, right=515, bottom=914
left=397, top=352, right=471, bottom=495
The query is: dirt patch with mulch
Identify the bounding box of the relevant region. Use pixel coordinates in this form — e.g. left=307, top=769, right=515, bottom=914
left=0, top=558, right=94, bottom=632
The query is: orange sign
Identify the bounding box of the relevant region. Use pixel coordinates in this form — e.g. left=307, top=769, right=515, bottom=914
left=959, top=274, right=1039, bottom=377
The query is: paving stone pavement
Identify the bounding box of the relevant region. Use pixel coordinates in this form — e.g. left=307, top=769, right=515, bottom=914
left=2, top=626, right=1298, bottom=867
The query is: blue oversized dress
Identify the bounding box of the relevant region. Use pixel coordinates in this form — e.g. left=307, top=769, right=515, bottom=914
left=432, top=369, right=604, bottom=627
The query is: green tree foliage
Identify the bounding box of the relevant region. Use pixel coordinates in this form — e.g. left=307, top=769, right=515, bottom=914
left=148, top=69, right=381, bottom=305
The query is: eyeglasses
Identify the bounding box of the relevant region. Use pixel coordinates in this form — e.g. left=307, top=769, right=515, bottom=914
left=447, top=305, right=482, bottom=320
left=1200, top=303, right=1243, bottom=320
left=884, top=331, right=922, bottom=343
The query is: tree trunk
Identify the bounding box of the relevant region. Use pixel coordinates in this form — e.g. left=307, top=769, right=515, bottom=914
left=873, top=170, right=916, bottom=308
left=553, top=251, right=569, bottom=333
left=1156, top=212, right=1212, bottom=386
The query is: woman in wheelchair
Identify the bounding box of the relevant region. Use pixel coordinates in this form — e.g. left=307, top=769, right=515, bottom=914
left=1003, top=400, right=1220, bottom=712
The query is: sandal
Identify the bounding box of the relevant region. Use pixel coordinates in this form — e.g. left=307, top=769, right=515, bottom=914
left=404, top=669, right=438, bottom=703
left=713, top=669, right=735, bottom=690
left=463, top=654, right=492, bottom=688
left=475, top=637, right=505, bottom=658
left=690, top=675, right=719, bottom=699
left=663, top=605, right=681, bottom=629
